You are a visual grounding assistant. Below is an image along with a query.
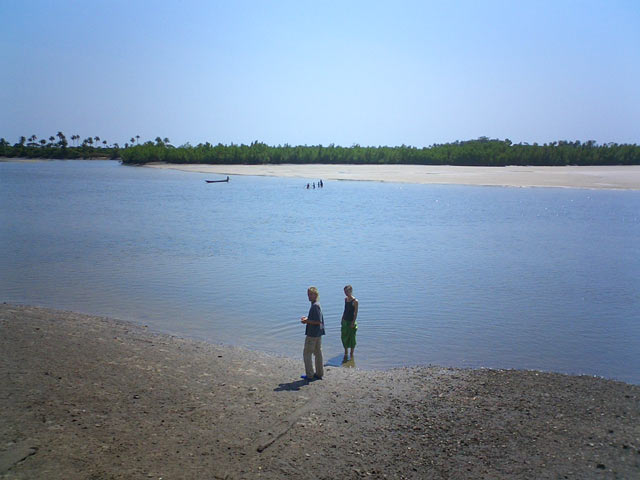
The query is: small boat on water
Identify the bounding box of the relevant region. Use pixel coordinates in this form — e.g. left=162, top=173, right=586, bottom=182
left=205, top=176, right=230, bottom=183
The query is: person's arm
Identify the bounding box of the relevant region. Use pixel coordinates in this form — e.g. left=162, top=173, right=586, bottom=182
left=351, top=299, right=358, bottom=328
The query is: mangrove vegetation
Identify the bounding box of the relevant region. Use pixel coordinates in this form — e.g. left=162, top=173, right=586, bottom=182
left=1, top=133, right=639, bottom=166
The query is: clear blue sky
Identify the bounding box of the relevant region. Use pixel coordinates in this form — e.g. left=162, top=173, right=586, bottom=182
left=1, top=0, right=639, bottom=147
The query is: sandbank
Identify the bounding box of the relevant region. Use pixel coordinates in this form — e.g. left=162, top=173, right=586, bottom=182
left=145, top=163, right=640, bottom=190
left=2, top=304, right=638, bottom=479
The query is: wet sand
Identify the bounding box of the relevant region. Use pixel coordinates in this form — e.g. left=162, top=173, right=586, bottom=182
left=145, top=163, right=640, bottom=190
left=2, top=304, right=638, bottom=479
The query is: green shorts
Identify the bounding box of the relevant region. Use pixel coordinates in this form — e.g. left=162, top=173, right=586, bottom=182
left=341, top=320, right=357, bottom=349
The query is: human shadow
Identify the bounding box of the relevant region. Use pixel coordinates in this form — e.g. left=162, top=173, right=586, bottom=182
left=325, top=354, right=346, bottom=367
left=274, top=379, right=310, bottom=392
left=325, top=353, right=356, bottom=369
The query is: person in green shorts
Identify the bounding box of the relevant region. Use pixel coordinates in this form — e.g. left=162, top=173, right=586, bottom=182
left=341, top=284, right=358, bottom=361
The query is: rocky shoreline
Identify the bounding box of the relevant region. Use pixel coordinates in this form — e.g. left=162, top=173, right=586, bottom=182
left=1, top=304, right=638, bottom=479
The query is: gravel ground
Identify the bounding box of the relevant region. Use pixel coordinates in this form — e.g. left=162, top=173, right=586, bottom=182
left=1, top=304, right=638, bottom=479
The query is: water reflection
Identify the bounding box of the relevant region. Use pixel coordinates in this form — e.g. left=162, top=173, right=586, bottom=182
left=341, top=355, right=356, bottom=369
left=324, top=353, right=357, bottom=368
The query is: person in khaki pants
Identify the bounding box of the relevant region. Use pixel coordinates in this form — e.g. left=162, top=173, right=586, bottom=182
left=300, top=286, right=325, bottom=381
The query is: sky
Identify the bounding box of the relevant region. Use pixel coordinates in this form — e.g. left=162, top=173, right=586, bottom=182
left=1, top=0, right=639, bottom=148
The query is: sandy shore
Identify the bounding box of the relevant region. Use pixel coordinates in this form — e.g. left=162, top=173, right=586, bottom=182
left=2, top=304, right=638, bottom=479
left=145, top=163, right=640, bottom=190
left=4, top=159, right=639, bottom=189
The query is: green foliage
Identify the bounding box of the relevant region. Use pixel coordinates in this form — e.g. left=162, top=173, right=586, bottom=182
left=119, top=138, right=640, bottom=166
left=0, top=132, right=118, bottom=160
left=2, top=133, right=639, bottom=166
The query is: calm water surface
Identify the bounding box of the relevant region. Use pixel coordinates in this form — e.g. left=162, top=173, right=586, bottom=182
left=2, top=160, right=639, bottom=383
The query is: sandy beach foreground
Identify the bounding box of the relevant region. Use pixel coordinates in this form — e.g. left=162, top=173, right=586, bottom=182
left=2, top=305, right=638, bottom=479
left=146, top=163, right=640, bottom=190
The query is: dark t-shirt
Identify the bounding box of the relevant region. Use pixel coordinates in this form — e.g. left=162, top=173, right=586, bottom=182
left=343, top=298, right=356, bottom=323
left=305, top=302, right=325, bottom=337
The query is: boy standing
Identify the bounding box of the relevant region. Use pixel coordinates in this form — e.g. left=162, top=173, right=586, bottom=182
left=300, top=286, right=325, bottom=380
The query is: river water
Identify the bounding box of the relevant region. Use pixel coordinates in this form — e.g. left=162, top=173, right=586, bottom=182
left=1, top=160, right=639, bottom=383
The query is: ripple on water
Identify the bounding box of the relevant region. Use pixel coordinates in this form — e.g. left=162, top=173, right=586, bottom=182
left=1, top=161, right=639, bottom=383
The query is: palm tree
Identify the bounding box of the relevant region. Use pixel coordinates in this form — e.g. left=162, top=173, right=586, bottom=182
left=57, top=131, right=67, bottom=147
left=135, top=135, right=140, bottom=144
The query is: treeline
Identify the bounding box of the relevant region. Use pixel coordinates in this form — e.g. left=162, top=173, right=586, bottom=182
left=0, top=132, right=125, bottom=160
left=120, top=138, right=639, bottom=166
left=0, top=133, right=169, bottom=160
left=2, top=134, right=639, bottom=166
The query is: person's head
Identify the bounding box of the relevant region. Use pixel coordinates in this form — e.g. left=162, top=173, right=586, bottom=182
left=307, top=286, right=319, bottom=302
left=344, top=285, right=353, bottom=296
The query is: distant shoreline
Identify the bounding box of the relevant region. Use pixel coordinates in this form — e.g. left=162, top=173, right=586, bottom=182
left=0, top=157, right=114, bottom=162
left=146, top=163, right=640, bottom=190
left=3, top=158, right=640, bottom=189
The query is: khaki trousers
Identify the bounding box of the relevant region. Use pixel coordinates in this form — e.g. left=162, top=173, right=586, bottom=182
left=303, top=335, right=324, bottom=378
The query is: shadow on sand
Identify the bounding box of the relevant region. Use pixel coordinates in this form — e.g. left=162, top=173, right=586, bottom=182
left=274, top=379, right=311, bottom=392
left=275, top=354, right=356, bottom=392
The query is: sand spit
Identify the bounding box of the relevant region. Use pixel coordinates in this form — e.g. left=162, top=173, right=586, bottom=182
left=1, top=304, right=639, bottom=479
left=145, top=163, right=640, bottom=190
left=3, top=158, right=639, bottom=189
